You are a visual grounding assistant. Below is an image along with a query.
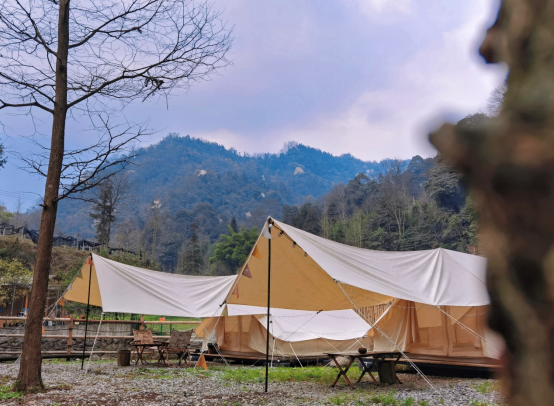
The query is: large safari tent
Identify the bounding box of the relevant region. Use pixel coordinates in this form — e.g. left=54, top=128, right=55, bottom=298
left=63, top=218, right=502, bottom=368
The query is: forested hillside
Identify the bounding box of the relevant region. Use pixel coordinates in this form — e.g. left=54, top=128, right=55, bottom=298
left=12, top=136, right=396, bottom=271
left=280, top=115, right=482, bottom=255
left=12, top=116, right=480, bottom=274
left=54, top=135, right=391, bottom=238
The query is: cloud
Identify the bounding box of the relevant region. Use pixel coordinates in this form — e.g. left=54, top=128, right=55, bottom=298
left=1, top=0, right=506, bottom=209
left=192, top=0, right=506, bottom=161
left=355, top=0, right=412, bottom=15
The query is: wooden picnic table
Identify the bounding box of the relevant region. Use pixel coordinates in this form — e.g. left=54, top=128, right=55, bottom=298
left=325, top=351, right=406, bottom=389
left=132, top=340, right=167, bottom=365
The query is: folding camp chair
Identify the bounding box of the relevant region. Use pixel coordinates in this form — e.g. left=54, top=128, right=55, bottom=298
left=159, top=329, right=193, bottom=367
left=132, top=328, right=163, bottom=365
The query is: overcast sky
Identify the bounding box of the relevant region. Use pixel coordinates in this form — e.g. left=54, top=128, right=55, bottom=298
left=1, top=0, right=506, bottom=211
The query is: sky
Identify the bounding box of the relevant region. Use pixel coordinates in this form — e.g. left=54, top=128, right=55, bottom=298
left=0, top=0, right=506, bottom=211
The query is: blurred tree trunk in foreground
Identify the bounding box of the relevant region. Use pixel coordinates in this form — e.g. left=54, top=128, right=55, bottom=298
left=431, top=1, right=554, bottom=405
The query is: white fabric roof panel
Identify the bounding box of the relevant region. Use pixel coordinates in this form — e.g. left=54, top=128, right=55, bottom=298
left=92, top=254, right=235, bottom=317
left=225, top=305, right=370, bottom=342
left=258, top=310, right=370, bottom=342
left=274, top=219, right=489, bottom=307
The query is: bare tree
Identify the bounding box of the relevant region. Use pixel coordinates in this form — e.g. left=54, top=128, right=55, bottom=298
left=0, top=143, right=5, bottom=169
left=146, top=197, right=165, bottom=265
left=89, top=172, right=132, bottom=248
left=324, top=183, right=347, bottom=222
left=378, top=159, right=410, bottom=238
left=0, top=0, right=232, bottom=391
left=487, top=81, right=507, bottom=116
left=111, top=217, right=143, bottom=254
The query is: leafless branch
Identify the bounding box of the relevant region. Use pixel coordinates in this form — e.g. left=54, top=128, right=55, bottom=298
left=18, top=115, right=150, bottom=201
left=0, top=0, right=233, bottom=116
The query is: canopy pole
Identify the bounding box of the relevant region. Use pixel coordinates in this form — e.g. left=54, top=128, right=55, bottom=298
left=81, top=253, right=93, bottom=370
left=264, top=221, right=272, bottom=393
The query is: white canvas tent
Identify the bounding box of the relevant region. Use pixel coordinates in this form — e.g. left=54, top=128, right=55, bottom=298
left=63, top=218, right=502, bottom=366
left=214, top=218, right=502, bottom=366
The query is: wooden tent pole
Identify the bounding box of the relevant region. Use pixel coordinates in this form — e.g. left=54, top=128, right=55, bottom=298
left=81, top=254, right=93, bottom=370
left=264, top=221, right=272, bottom=393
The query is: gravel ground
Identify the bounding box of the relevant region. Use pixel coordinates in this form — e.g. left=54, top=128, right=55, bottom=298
left=0, top=361, right=505, bottom=406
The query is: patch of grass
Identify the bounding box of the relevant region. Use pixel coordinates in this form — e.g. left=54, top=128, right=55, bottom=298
left=329, top=394, right=353, bottom=405
left=219, top=366, right=364, bottom=385
left=367, top=391, right=398, bottom=405
left=0, top=385, right=24, bottom=401
left=471, top=381, right=498, bottom=394
left=418, top=400, right=429, bottom=406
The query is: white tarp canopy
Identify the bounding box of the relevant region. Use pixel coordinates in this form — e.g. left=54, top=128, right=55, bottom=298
left=63, top=254, right=235, bottom=318
left=278, top=220, right=489, bottom=306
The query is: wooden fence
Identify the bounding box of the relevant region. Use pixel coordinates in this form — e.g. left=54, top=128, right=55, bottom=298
left=0, top=316, right=200, bottom=359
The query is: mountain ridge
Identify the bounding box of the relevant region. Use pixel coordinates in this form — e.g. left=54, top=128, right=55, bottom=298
left=56, top=134, right=405, bottom=240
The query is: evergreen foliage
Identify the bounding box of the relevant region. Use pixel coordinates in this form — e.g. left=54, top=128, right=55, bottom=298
left=230, top=217, right=239, bottom=233
left=209, top=225, right=259, bottom=275
left=35, top=125, right=482, bottom=273
left=280, top=116, right=483, bottom=254
left=55, top=135, right=398, bottom=242
left=0, top=205, right=13, bottom=224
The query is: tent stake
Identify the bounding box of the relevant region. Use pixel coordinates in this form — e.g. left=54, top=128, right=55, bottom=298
left=264, top=222, right=272, bottom=393
left=81, top=254, right=93, bottom=370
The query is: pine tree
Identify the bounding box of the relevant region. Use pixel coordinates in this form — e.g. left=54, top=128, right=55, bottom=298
left=230, top=217, right=239, bottom=233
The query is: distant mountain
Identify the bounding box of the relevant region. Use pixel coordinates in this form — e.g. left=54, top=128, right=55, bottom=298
left=128, top=136, right=389, bottom=208
left=55, top=135, right=404, bottom=241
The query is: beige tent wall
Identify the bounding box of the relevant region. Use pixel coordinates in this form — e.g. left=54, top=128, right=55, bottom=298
left=228, top=233, right=393, bottom=311
left=195, top=315, right=371, bottom=358
left=372, top=300, right=500, bottom=363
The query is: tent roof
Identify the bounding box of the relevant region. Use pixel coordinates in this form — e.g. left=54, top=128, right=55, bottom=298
left=63, top=219, right=489, bottom=317
left=228, top=219, right=489, bottom=309
left=64, top=254, right=235, bottom=317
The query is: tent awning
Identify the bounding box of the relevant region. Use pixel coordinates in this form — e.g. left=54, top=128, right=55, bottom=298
left=63, top=254, right=235, bottom=318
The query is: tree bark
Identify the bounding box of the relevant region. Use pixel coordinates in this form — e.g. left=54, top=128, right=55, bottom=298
left=430, top=1, right=554, bottom=404
left=15, top=0, right=69, bottom=392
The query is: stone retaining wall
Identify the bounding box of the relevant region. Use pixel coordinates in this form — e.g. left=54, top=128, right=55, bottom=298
left=0, top=324, right=133, bottom=358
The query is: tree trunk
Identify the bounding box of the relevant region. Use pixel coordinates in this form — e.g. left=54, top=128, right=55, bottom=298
left=430, top=1, right=554, bottom=404
left=376, top=361, right=397, bottom=385
left=15, top=0, right=69, bottom=392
